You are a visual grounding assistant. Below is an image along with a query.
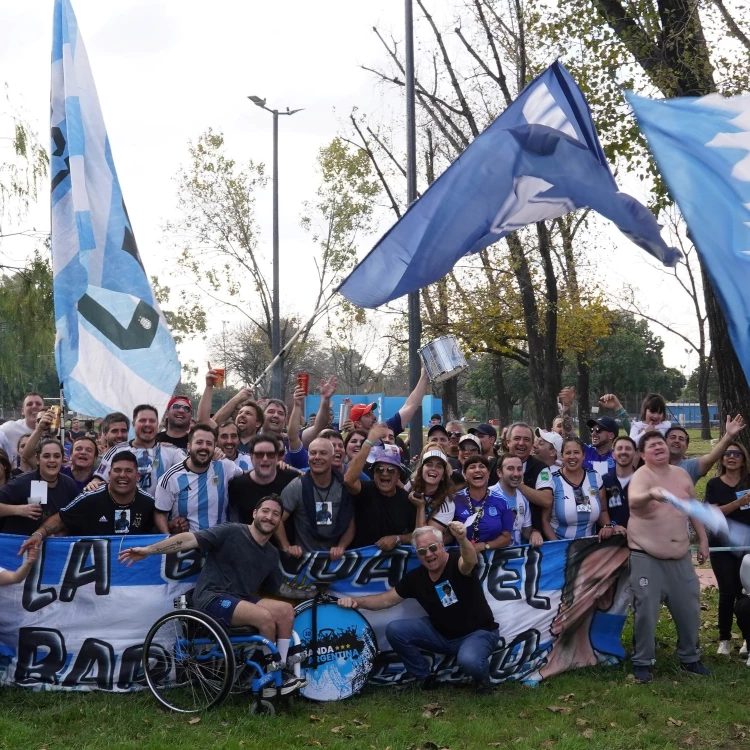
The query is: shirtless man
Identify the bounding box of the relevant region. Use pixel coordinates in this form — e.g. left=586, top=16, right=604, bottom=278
left=627, top=431, right=710, bottom=683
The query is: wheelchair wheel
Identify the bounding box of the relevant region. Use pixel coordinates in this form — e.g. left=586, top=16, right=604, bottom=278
left=142, top=609, right=235, bottom=713
left=249, top=699, right=276, bottom=717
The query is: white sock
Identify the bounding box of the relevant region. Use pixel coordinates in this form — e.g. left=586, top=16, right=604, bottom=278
left=277, top=638, right=290, bottom=664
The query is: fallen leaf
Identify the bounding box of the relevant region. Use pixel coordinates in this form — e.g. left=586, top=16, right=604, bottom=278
left=582, top=729, right=594, bottom=739
left=331, top=726, right=345, bottom=733
left=547, top=706, right=572, bottom=714
left=307, top=743, right=321, bottom=747
left=518, top=711, right=528, bottom=719
left=668, top=718, right=685, bottom=727
left=609, top=722, right=618, bottom=728
left=579, top=700, right=596, bottom=708
left=309, top=715, right=324, bottom=723
left=422, top=704, right=444, bottom=719
left=681, top=738, right=695, bottom=746
left=625, top=673, right=636, bottom=682
left=142, top=719, right=150, bottom=725
left=576, top=719, right=589, bottom=726
left=488, top=743, right=504, bottom=747
left=735, top=724, right=748, bottom=730
left=187, top=717, right=201, bottom=725
left=221, top=721, right=229, bottom=728
left=558, top=693, right=575, bottom=702
left=540, top=742, right=555, bottom=749
left=352, top=718, right=368, bottom=726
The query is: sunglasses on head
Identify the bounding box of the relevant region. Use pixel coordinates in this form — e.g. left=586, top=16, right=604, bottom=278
left=416, top=542, right=440, bottom=556
left=374, top=465, right=398, bottom=475
left=252, top=450, right=277, bottom=459
left=724, top=450, right=743, bottom=458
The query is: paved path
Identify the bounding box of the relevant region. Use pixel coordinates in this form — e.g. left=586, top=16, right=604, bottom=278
left=696, top=568, right=717, bottom=589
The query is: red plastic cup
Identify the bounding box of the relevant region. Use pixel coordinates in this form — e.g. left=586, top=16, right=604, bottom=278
left=296, top=373, right=309, bottom=395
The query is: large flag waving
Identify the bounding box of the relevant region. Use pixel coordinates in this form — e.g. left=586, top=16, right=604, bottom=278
left=338, top=62, right=679, bottom=309
left=627, top=90, right=750, bottom=387
left=50, top=0, right=180, bottom=417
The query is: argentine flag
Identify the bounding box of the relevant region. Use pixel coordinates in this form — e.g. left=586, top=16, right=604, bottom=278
left=628, top=91, right=750, bottom=388
left=50, top=0, right=180, bottom=418
left=338, top=62, right=679, bottom=309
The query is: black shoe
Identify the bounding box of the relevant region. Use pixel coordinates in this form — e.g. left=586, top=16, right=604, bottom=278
left=680, top=661, right=710, bottom=676
left=632, top=666, right=652, bottom=683
left=262, top=669, right=305, bottom=697
left=475, top=677, right=493, bottom=695
left=416, top=674, right=437, bottom=690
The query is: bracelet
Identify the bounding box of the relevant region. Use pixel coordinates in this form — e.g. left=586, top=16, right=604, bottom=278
left=31, top=531, right=44, bottom=540
left=365, top=439, right=376, bottom=448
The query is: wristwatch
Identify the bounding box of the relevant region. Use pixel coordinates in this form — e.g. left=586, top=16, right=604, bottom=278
left=483, top=542, right=490, bottom=551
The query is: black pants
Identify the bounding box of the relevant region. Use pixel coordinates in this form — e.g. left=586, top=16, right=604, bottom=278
left=710, top=551, right=744, bottom=640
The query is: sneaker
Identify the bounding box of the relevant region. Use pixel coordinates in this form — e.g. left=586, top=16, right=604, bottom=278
left=475, top=677, right=493, bottom=695
left=632, top=666, right=652, bottom=683
left=262, top=669, right=306, bottom=697
left=717, top=640, right=731, bottom=656
left=680, top=661, right=710, bottom=676
left=740, top=640, right=748, bottom=657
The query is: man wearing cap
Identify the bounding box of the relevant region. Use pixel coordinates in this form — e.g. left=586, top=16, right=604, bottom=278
left=350, top=369, right=430, bottom=442
left=426, top=424, right=460, bottom=470
left=156, top=396, right=193, bottom=450
left=533, top=428, right=562, bottom=468
left=430, top=414, right=442, bottom=426
left=581, top=415, right=620, bottom=478
left=344, top=424, right=417, bottom=550
left=469, top=424, right=498, bottom=478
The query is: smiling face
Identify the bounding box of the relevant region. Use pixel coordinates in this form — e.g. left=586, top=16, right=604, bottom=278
left=666, top=429, right=689, bottom=460
left=508, top=425, right=534, bottom=462
left=722, top=444, right=746, bottom=474
left=415, top=531, right=448, bottom=573
left=562, top=441, right=584, bottom=472
left=168, top=400, right=192, bottom=429
left=373, top=462, right=399, bottom=495
left=533, top=436, right=557, bottom=466
left=551, top=416, right=564, bottom=436
left=22, top=394, right=45, bottom=424
left=458, top=438, right=480, bottom=463
left=235, top=405, right=260, bottom=436
left=105, top=420, right=129, bottom=448
left=345, top=432, right=365, bottom=460
left=134, top=409, right=158, bottom=445
left=308, top=438, right=334, bottom=477
left=644, top=408, right=664, bottom=426
left=328, top=436, right=345, bottom=470
left=217, top=423, right=240, bottom=459
left=613, top=439, right=635, bottom=468
left=421, top=457, right=446, bottom=488
left=253, top=498, right=283, bottom=536
left=188, top=429, right=215, bottom=469
left=464, top=458, right=489, bottom=493
left=590, top=425, right=615, bottom=449
left=499, top=455, right=523, bottom=490
left=428, top=432, right=450, bottom=452
left=252, top=439, right=279, bottom=480
left=71, top=439, right=96, bottom=472
left=110, top=459, right=138, bottom=496
left=263, top=403, right=287, bottom=433
left=38, top=442, right=62, bottom=482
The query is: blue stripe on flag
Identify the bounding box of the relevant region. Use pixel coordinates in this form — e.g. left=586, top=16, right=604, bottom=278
left=52, top=1, right=64, bottom=63
left=75, top=210, right=95, bottom=251
left=65, top=97, right=85, bottom=156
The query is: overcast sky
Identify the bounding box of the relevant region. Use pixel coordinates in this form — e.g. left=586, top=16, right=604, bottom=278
left=0, top=0, right=701, bottom=393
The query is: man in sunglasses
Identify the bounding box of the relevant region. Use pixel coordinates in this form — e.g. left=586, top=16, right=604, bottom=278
left=445, top=420, right=465, bottom=459
left=155, top=396, right=193, bottom=451
left=344, top=424, right=417, bottom=551
left=581, top=416, right=620, bottom=478
left=338, top=522, right=499, bottom=693
left=228, top=433, right=300, bottom=523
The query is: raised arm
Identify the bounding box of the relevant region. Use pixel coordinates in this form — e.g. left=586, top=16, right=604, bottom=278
left=210, top=386, right=256, bottom=429
left=598, top=393, right=631, bottom=434
left=343, top=423, right=390, bottom=494
left=447, top=521, right=479, bottom=574
left=286, top=386, right=306, bottom=452
left=118, top=532, right=199, bottom=566
left=397, top=369, right=430, bottom=428
left=196, top=363, right=221, bottom=426
left=18, top=512, right=69, bottom=556
left=0, top=545, right=38, bottom=585
left=696, top=414, right=746, bottom=478
left=21, top=410, right=55, bottom=470
left=301, top=377, right=337, bottom=447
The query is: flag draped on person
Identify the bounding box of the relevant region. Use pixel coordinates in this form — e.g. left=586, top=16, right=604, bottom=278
left=338, top=61, right=679, bottom=309
left=50, top=0, right=180, bottom=418
left=627, top=91, right=750, bottom=387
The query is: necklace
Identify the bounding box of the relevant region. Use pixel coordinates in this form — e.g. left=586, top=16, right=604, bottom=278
left=468, top=490, right=489, bottom=541
left=313, top=480, right=333, bottom=507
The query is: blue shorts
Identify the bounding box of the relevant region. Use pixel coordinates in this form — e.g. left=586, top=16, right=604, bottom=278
left=203, top=594, right=259, bottom=628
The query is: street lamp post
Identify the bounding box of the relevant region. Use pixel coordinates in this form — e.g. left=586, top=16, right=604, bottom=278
left=248, top=96, right=304, bottom=398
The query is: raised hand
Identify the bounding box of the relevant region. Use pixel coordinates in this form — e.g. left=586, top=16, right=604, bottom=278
left=447, top=520, right=467, bottom=542
left=558, top=386, right=575, bottom=411
left=118, top=547, right=149, bottom=567
left=598, top=393, right=622, bottom=411
left=320, top=376, right=338, bottom=399
left=293, top=385, right=306, bottom=407
left=205, top=361, right=219, bottom=387
left=726, top=414, right=746, bottom=437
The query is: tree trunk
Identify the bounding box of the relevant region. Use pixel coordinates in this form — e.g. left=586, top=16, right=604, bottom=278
left=537, top=222, right=562, bottom=427
left=441, top=376, right=459, bottom=421
left=577, top=354, right=591, bottom=443
left=492, top=353, right=513, bottom=428
left=697, top=355, right=712, bottom=439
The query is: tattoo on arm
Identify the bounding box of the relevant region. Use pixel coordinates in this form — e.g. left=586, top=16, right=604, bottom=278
left=155, top=540, right=184, bottom=554
left=42, top=519, right=65, bottom=536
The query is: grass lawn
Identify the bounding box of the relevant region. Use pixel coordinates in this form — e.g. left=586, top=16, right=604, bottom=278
left=1, top=587, right=748, bottom=750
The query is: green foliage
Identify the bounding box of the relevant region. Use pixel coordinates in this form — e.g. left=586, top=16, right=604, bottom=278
left=682, top=360, right=720, bottom=403
left=0, top=252, right=58, bottom=406
left=150, top=276, right=206, bottom=346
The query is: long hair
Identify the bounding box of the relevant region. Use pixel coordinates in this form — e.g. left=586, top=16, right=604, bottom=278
left=411, top=441, right=453, bottom=511
left=717, top=441, right=750, bottom=479
left=639, top=393, right=666, bottom=421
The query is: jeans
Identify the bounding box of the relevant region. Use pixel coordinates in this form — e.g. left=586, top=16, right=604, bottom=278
left=385, top=617, right=499, bottom=683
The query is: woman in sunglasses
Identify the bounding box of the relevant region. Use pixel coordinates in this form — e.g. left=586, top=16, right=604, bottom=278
left=705, top=441, right=750, bottom=657
left=409, top=446, right=454, bottom=531
left=450, top=455, right=513, bottom=552
left=541, top=437, right=611, bottom=541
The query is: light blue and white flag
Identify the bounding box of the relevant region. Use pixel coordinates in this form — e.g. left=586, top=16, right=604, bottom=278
left=627, top=91, right=750, bottom=387
left=338, top=62, right=679, bottom=309
left=50, top=0, right=180, bottom=418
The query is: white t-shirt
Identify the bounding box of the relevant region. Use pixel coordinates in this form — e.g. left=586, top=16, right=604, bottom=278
left=0, top=419, right=30, bottom=462
left=630, top=420, right=671, bottom=445
left=155, top=458, right=244, bottom=532
left=489, top=484, right=531, bottom=545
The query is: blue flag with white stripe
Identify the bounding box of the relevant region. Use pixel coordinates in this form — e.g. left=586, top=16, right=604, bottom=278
left=338, top=62, right=679, bottom=309
left=50, top=0, right=180, bottom=417
left=627, top=90, right=750, bottom=387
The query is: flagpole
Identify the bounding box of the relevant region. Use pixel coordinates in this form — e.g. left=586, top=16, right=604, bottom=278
left=405, top=0, right=423, bottom=457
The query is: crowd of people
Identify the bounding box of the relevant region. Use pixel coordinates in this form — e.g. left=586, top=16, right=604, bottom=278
left=1, top=371, right=749, bottom=694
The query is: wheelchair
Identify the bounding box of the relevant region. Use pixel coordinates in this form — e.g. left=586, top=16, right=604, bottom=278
left=141, top=590, right=301, bottom=715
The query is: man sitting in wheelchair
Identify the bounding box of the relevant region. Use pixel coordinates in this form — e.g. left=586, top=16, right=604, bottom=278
left=119, top=493, right=305, bottom=695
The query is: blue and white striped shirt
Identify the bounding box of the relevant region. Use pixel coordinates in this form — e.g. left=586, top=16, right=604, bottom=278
left=549, top=468, right=603, bottom=540
left=94, top=441, right=185, bottom=493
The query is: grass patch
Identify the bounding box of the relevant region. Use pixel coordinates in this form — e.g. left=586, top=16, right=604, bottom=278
left=1, top=589, right=748, bottom=750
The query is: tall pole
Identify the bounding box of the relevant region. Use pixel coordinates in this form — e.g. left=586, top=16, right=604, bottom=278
left=271, top=110, right=282, bottom=399
left=405, top=0, right=423, bottom=456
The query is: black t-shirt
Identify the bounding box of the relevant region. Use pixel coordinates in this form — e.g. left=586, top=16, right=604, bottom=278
left=395, top=548, right=497, bottom=639
left=0, top=470, right=80, bottom=536
left=705, top=476, right=750, bottom=543
left=523, top=455, right=549, bottom=530
left=228, top=469, right=299, bottom=523
left=352, top=481, right=416, bottom=548
left=601, top=470, right=632, bottom=527
left=155, top=431, right=189, bottom=451
left=66, top=430, right=87, bottom=443
left=59, top=485, right=156, bottom=536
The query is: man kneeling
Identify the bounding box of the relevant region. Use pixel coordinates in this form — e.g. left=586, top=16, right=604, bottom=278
left=338, top=522, right=499, bottom=693
left=119, top=495, right=304, bottom=696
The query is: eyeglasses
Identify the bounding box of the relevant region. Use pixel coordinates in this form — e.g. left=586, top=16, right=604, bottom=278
left=416, top=542, right=440, bottom=556
left=171, top=404, right=191, bottom=412
left=374, top=465, right=398, bottom=475
left=724, top=450, right=743, bottom=458
left=252, top=451, right=277, bottom=459
left=448, top=431, right=463, bottom=438
left=459, top=445, right=479, bottom=453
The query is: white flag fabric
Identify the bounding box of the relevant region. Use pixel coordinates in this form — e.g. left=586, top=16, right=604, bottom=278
left=50, top=0, right=180, bottom=418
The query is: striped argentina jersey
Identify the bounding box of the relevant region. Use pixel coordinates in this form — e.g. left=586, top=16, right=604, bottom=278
left=549, top=468, right=603, bottom=540
left=95, top=441, right=185, bottom=493
left=155, top=458, right=245, bottom=531
left=234, top=453, right=253, bottom=472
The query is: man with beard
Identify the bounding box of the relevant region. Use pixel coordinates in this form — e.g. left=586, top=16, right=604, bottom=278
left=91, top=405, right=185, bottom=494
left=99, top=412, right=130, bottom=450
left=229, top=433, right=299, bottom=523
left=20, top=452, right=156, bottom=548
left=600, top=435, right=637, bottom=531
left=532, top=428, right=562, bottom=468
left=338, top=522, right=499, bottom=694
left=506, top=423, right=554, bottom=530
left=118, top=494, right=305, bottom=696
left=490, top=454, right=540, bottom=547
left=665, top=414, right=745, bottom=484
left=217, top=421, right=253, bottom=471
left=154, top=424, right=246, bottom=533
left=0, top=392, right=43, bottom=462
left=276, top=437, right=354, bottom=560
left=155, top=396, right=193, bottom=450
left=0, top=438, right=79, bottom=535
left=627, top=431, right=710, bottom=682
left=344, top=424, right=417, bottom=551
